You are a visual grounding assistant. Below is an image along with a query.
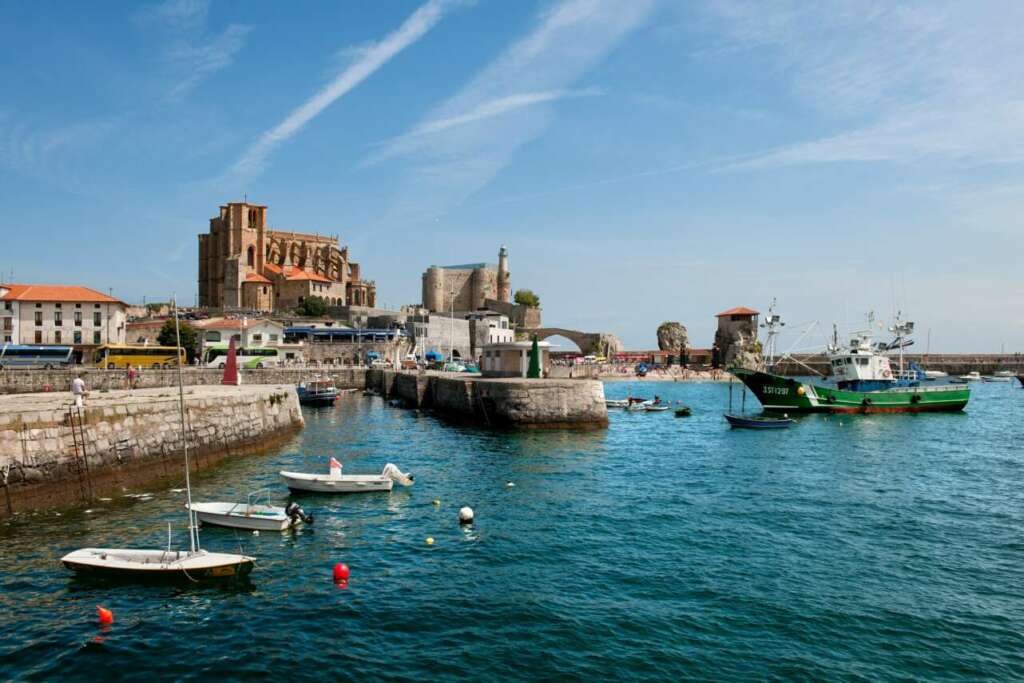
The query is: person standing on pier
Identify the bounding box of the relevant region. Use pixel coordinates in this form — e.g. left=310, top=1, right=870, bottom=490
left=71, top=374, right=87, bottom=408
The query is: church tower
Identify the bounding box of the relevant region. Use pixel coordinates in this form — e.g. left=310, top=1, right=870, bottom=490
left=497, top=245, right=511, bottom=302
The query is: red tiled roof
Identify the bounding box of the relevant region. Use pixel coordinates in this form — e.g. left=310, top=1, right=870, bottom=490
left=244, top=272, right=272, bottom=284
left=285, top=268, right=332, bottom=283
left=126, top=319, right=168, bottom=330
left=261, top=263, right=333, bottom=283
left=192, top=317, right=276, bottom=330
left=716, top=306, right=760, bottom=317
left=0, top=283, right=125, bottom=304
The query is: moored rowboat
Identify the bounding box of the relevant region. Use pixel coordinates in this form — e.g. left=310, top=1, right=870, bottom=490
left=281, top=460, right=414, bottom=494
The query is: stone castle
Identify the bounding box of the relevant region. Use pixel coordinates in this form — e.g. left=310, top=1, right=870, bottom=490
left=198, top=202, right=375, bottom=312
left=422, top=246, right=511, bottom=312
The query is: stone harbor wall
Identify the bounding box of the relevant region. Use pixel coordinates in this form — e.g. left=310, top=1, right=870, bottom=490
left=0, top=385, right=304, bottom=517
left=0, top=367, right=368, bottom=395
left=369, top=370, right=607, bottom=428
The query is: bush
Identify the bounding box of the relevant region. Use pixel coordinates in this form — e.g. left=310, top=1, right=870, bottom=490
left=514, top=289, right=540, bottom=308
left=296, top=296, right=327, bottom=317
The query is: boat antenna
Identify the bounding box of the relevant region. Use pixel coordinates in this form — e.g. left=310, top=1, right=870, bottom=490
left=172, top=296, right=199, bottom=553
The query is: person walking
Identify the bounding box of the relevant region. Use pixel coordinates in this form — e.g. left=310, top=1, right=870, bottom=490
left=127, top=366, right=137, bottom=391
left=71, top=374, right=87, bottom=408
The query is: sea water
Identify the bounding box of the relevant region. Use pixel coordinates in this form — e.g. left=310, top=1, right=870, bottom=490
left=1, top=381, right=1023, bottom=680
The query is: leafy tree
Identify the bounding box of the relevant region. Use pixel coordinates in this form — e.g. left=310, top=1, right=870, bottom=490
left=156, top=319, right=198, bottom=362
left=296, top=296, right=327, bottom=317
left=514, top=289, right=540, bottom=308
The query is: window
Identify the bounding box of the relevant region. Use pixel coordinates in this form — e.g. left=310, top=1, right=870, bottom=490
left=94, top=304, right=100, bottom=309
left=857, top=358, right=868, bottom=366
left=54, top=311, right=62, bottom=326
left=251, top=334, right=262, bottom=342
left=34, top=311, right=42, bottom=326
left=2, top=317, right=10, bottom=331
left=35, top=303, right=41, bottom=308
left=93, top=311, right=102, bottom=326
left=75, top=303, right=81, bottom=308
left=93, top=331, right=101, bottom=344
left=75, top=312, right=82, bottom=326
left=34, top=331, right=42, bottom=343
left=204, top=331, right=221, bottom=342
left=73, top=331, right=82, bottom=344
left=3, top=335, right=10, bottom=343
left=54, top=330, right=61, bottom=343
left=2, top=301, right=10, bottom=311
left=269, top=334, right=279, bottom=342
left=247, top=246, right=255, bottom=267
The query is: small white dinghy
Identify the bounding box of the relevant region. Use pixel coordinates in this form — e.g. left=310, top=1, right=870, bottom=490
left=61, top=548, right=254, bottom=581
left=280, top=457, right=414, bottom=494
left=188, top=493, right=313, bottom=532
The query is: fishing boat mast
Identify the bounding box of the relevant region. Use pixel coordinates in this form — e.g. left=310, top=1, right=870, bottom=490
left=760, top=298, right=785, bottom=368
left=172, top=297, right=199, bottom=554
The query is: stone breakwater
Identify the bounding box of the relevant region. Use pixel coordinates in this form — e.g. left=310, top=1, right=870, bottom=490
left=0, top=367, right=367, bottom=395
left=0, top=385, right=304, bottom=517
left=369, top=370, right=608, bottom=428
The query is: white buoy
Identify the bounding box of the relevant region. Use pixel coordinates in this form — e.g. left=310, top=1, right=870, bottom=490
left=459, top=506, right=474, bottom=524
left=506, top=482, right=515, bottom=488
left=252, top=530, right=260, bottom=536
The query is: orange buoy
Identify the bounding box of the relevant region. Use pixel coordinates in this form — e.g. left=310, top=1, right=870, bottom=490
left=332, top=563, right=350, bottom=583
left=97, top=606, right=114, bottom=625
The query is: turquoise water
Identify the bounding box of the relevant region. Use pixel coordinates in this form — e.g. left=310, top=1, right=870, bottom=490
left=2, top=381, right=1024, bottom=680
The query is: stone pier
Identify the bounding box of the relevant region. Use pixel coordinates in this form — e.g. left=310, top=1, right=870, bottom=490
left=0, top=385, right=304, bottom=517
left=369, top=370, right=607, bottom=428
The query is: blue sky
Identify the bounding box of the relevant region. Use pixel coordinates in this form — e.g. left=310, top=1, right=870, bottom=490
left=1, top=0, right=1022, bottom=352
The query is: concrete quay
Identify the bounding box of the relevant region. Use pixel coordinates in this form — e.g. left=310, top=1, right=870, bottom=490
left=368, top=369, right=608, bottom=429
left=0, top=385, right=304, bottom=517
left=0, top=367, right=367, bottom=395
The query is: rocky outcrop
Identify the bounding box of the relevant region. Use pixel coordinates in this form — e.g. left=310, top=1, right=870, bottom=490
left=657, top=322, right=689, bottom=352
left=718, top=330, right=764, bottom=370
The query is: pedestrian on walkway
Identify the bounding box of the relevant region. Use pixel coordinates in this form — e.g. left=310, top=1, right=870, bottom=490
left=127, top=366, right=137, bottom=391
left=71, top=374, right=87, bottom=408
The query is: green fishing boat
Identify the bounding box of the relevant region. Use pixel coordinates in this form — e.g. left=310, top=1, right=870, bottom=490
left=731, top=310, right=970, bottom=414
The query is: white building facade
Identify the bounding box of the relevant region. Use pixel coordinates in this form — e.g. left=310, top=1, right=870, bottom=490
left=0, top=284, right=127, bottom=355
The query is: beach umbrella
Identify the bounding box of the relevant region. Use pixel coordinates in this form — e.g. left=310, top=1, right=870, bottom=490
left=527, top=335, right=541, bottom=378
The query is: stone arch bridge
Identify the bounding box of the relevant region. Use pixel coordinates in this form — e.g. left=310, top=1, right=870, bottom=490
left=519, top=328, right=623, bottom=357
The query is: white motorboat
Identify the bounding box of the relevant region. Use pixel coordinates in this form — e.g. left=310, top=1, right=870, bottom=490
left=280, top=458, right=414, bottom=494
left=605, top=399, right=628, bottom=408
left=188, top=494, right=313, bottom=531
left=923, top=369, right=948, bottom=379
left=644, top=404, right=670, bottom=412
left=983, top=375, right=1013, bottom=383
left=958, top=371, right=982, bottom=382
left=61, top=301, right=253, bottom=582
left=993, top=370, right=1015, bottom=378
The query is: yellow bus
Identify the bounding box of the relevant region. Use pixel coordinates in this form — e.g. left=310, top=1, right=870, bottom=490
left=94, top=344, right=186, bottom=369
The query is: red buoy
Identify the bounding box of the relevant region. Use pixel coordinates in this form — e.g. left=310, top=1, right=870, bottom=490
left=97, top=606, right=114, bottom=625
left=333, top=563, right=350, bottom=583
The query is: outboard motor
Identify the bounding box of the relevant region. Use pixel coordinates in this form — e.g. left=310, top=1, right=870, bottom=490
left=285, top=502, right=314, bottom=525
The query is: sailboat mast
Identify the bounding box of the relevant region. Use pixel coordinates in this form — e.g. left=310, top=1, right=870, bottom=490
left=172, top=297, right=199, bottom=553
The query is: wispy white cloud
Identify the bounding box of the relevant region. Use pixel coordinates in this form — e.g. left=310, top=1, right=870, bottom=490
left=376, top=0, right=657, bottom=221
left=367, top=87, right=602, bottom=164
left=136, top=0, right=251, bottom=100
left=136, top=0, right=209, bottom=30
left=227, top=0, right=452, bottom=180
left=0, top=113, right=116, bottom=190
left=706, top=1, right=1024, bottom=169
left=165, top=24, right=252, bottom=100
